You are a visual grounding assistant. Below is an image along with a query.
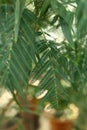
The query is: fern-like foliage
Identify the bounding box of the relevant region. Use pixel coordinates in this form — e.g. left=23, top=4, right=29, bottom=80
left=0, top=3, right=36, bottom=95
left=0, top=0, right=87, bottom=111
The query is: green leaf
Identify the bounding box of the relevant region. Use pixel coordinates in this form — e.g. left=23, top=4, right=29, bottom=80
left=40, top=0, right=50, bottom=16
left=60, top=17, right=74, bottom=48
left=14, top=0, right=25, bottom=43
left=0, top=4, right=36, bottom=96
left=76, top=0, right=87, bottom=38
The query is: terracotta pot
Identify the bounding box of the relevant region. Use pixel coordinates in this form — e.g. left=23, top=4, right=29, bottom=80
left=50, top=118, right=72, bottom=130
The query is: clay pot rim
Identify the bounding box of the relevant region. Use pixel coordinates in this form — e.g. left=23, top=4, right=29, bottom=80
left=43, top=111, right=75, bottom=123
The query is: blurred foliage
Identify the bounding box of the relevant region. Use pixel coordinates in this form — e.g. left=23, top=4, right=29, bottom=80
left=0, top=0, right=87, bottom=129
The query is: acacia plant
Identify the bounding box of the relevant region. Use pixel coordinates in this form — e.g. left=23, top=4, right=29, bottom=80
left=0, top=0, right=87, bottom=129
